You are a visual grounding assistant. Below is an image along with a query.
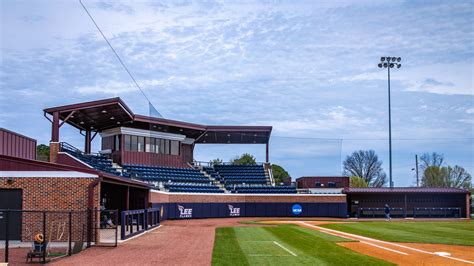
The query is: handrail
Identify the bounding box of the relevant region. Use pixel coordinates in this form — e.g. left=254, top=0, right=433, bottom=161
left=60, top=142, right=103, bottom=157
left=192, top=160, right=265, bottom=167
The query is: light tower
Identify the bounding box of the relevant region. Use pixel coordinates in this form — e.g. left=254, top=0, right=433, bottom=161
left=378, top=57, right=401, bottom=188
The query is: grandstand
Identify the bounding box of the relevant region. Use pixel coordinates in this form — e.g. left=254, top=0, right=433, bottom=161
left=46, top=97, right=296, bottom=194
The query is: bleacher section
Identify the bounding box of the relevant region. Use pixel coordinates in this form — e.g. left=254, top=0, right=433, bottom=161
left=226, top=184, right=297, bottom=194
left=203, top=164, right=297, bottom=194
left=122, top=164, right=224, bottom=193
left=60, top=142, right=121, bottom=176
left=60, top=142, right=295, bottom=194
left=164, top=182, right=224, bottom=193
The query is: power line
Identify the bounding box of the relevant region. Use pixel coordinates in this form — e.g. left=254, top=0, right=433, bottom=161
left=271, top=136, right=473, bottom=141
left=79, top=0, right=163, bottom=118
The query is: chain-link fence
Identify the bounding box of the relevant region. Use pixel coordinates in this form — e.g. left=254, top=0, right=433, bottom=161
left=0, top=209, right=117, bottom=264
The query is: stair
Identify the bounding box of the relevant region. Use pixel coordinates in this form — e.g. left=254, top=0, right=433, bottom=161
left=199, top=168, right=228, bottom=193
left=263, top=163, right=274, bottom=186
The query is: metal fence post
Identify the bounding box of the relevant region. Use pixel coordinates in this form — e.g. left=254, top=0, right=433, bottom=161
left=114, top=210, right=118, bottom=247
left=68, top=211, right=72, bottom=256
left=144, top=210, right=148, bottom=231
left=42, top=211, right=47, bottom=264
left=86, top=209, right=92, bottom=248
left=121, top=211, right=126, bottom=240
left=4, top=210, right=9, bottom=263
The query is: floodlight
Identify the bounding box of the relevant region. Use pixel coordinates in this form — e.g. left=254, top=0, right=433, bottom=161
left=377, top=56, right=402, bottom=189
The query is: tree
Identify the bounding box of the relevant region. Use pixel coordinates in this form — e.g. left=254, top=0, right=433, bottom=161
left=422, top=166, right=446, bottom=187
left=36, top=144, right=50, bottom=162
left=420, top=152, right=444, bottom=170
left=343, top=150, right=387, bottom=187
left=271, top=164, right=290, bottom=185
left=422, top=165, right=472, bottom=189
left=210, top=158, right=223, bottom=166
left=350, top=176, right=368, bottom=188
left=231, top=153, right=257, bottom=165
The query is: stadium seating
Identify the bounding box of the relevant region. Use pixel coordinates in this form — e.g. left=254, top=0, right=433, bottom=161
left=213, top=165, right=268, bottom=185
left=163, top=182, right=224, bottom=193
left=203, top=164, right=297, bottom=194
left=60, top=143, right=121, bottom=176
left=122, top=164, right=224, bottom=193
left=226, top=184, right=297, bottom=194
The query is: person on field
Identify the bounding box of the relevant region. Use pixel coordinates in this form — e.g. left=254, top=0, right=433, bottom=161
left=384, top=204, right=391, bottom=221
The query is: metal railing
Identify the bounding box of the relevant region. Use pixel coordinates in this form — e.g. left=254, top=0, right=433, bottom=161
left=120, top=208, right=160, bottom=240
left=357, top=207, right=406, bottom=218
left=413, top=207, right=461, bottom=218
left=192, top=160, right=265, bottom=167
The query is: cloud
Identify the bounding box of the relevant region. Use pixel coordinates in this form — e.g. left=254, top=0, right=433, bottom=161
left=1, top=0, right=473, bottom=185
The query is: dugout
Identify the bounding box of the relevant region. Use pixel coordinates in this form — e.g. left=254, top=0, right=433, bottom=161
left=344, top=187, right=471, bottom=218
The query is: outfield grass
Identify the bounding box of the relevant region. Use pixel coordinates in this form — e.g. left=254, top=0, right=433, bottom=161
left=321, top=221, right=474, bottom=246
left=212, top=225, right=393, bottom=266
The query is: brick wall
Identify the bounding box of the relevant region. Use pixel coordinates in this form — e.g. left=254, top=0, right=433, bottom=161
left=0, top=177, right=99, bottom=211
left=1, top=177, right=100, bottom=241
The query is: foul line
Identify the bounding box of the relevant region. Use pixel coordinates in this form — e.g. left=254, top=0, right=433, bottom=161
left=299, top=222, right=474, bottom=265
left=273, top=241, right=298, bottom=257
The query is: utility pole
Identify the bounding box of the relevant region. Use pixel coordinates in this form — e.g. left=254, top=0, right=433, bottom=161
left=415, top=154, right=419, bottom=187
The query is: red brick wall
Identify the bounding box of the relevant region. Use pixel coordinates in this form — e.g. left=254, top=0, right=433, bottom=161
left=1, top=177, right=100, bottom=241
left=0, top=177, right=99, bottom=211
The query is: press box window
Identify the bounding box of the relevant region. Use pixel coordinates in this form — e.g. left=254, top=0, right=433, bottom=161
left=170, top=140, right=180, bottom=155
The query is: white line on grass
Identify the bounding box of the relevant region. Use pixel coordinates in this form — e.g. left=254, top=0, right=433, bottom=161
left=299, top=222, right=474, bottom=265
left=313, top=228, right=408, bottom=256
left=273, top=241, right=297, bottom=257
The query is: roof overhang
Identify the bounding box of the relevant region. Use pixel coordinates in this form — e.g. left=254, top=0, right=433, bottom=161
left=196, top=126, right=272, bottom=144
left=44, top=97, right=134, bottom=131
left=43, top=97, right=272, bottom=144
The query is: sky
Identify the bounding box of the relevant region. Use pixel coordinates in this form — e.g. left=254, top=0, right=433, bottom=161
left=1, top=0, right=473, bottom=186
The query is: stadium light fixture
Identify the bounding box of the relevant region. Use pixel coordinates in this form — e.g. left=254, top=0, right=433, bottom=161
left=377, top=56, right=402, bottom=188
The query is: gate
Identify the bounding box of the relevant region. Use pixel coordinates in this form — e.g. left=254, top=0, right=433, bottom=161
left=1, top=209, right=118, bottom=264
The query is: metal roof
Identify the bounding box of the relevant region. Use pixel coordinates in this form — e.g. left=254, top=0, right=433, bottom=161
left=44, top=97, right=272, bottom=144
left=0, top=154, right=150, bottom=189
left=343, top=187, right=469, bottom=194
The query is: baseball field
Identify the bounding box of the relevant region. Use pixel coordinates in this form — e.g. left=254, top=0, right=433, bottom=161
left=41, top=218, right=473, bottom=266
left=212, top=220, right=474, bottom=266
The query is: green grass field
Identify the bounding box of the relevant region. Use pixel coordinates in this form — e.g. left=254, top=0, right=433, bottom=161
left=212, top=225, right=393, bottom=266
left=321, top=221, right=474, bottom=246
